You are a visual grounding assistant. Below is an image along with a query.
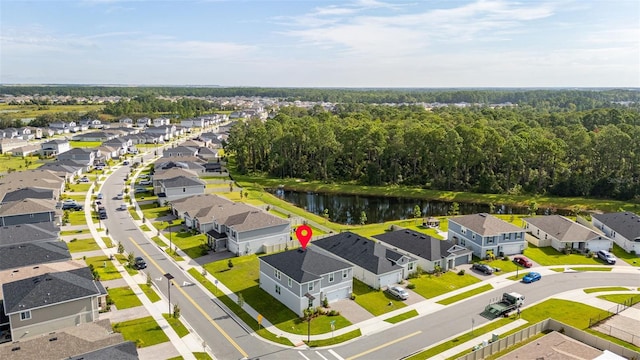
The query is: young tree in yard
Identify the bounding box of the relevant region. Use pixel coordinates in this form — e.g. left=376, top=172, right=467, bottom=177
left=146, top=272, right=152, bottom=286
left=359, top=211, right=367, bottom=225
left=117, top=242, right=125, bottom=254
left=323, top=208, right=330, bottom=224
left=413, top=205, right=422, bottom=223
left=448, top=202, right=460, bottom=216
left=127, top=252, right=135, bottom=268
left=229, top=182, right=233, bottom=192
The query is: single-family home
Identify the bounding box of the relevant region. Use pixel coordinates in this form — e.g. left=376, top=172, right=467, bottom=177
left=102, top=137, right=132, bottom=154
left=156, top=176, right=206, bottom=203
left=448, top=213, right=526, bottom=259
left=3, top=128, right=19, bottom=138
left=181, top=118, right=205, bottom=129
left=2, top=267, right=107, bottom=340
left=0, top=222, right=60, bottom=248
left=41, top=139, right=71, bottom=157
left=17, top=127, right=34, bottom=141
left=154, top=158, right=206, bottom=174
left=259, top=247, right=354, bottom=316
left=196, top=147, right=219, bottom=161
left=42, top=128, right=56, bottom=138
left=217, top=209, right=290, bottom=256
left=136, top=117, right=151, bottom=128
left=0, top=198, right=59, bottom=226
left=170, top=194, right=233, bottom=227
left=373, top=229, right=472, bottom=272
left=592, top=212, right=640, bottom=254
left=313, top=232, right=415, bottom=289
left=1, top=187, right=55, bottom=204
left=37, top=161, right=85, bottom=178
left=144, top=125, right=176, bottom=141
left=26, top=126, right=43, bottom=139
left=71, top=131, right=113, bottom=142
left=57, top=148, right=97, bottom=166
left=523, top=215, right=613, bottom=253
left=12, top=145, right=40, bottom=157
left=152, top=118, right=171, bottom=127
left=0, top=138, right=28, bottom=154
left=0, top=240, right=69, bottom=272
left=49, top=121, right=70, bottom=134
left=119, top=118, right=134, bottom=126
left=163, top=146, right=198, bottom=158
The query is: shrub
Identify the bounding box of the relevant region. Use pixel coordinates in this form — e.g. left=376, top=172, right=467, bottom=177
left=228, top=259, right=234, bottom=268
left=457, top=269, right=466, bottom=276
left=322, top=297, right=329, bottom=308
left=406, top=283, right=416, bottom=290
left=328, top=310, right=340, bottom=316
left=502, top=256, right=510, bottom=261
left=350, top=294, right=357, bottom=300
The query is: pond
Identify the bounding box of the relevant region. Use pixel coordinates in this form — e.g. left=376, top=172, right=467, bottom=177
left=269, top=189, right=565, bottom=224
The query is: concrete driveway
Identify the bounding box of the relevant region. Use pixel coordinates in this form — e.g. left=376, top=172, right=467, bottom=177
left=329, top=299, right=374, bottom=324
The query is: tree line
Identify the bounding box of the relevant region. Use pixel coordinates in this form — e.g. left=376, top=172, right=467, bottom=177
left=225, top=104, right=640, bottom=201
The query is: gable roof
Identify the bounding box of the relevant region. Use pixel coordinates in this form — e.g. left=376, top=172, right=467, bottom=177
left=225, top=210, right=288, bottom=232
left=0, top=222, right=60, bottom=246
left=171, top=193, right=233, bottom=215
left=592, top=212, right=640, bottom=241
left=0, top=241, right=71, bottom=271
left=3, top=267, right=106, bottom=314
left=152, top=167, right=199, bottom=180
left=1, top=187, right=54, bottom=203
left=373, top=229, right=470, bottom=261
left=313, top=232, right=409, bottom=275
left=523, top=215, right=606, bottom=242
left=0, top=198, right=57, bottom=217
left=260, top=247, right=352, bottom=284
left=162, top=175, right=205, bottom=188
left=449, top=213, right=522, bottom=235
left=193, top=202, right=255, bottom=224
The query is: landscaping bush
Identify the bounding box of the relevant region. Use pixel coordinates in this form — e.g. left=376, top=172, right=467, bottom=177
left=350, top=294, right=357, bottom=300
left=502, top=256, right=510, bottom=261
left=328, top=310, right=340, bottom=316
left=457, top=269, right=466, bottom=276
left=406, top=283, right=416, bottom=290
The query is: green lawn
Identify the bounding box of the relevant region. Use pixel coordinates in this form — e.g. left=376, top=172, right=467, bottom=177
left=523, top=244, right=606, bottom=266
left=352, top=279, right=407, bottom=316
left=70, top=141, right=103, bottom=148
left=61, top=228, right=91, bottom=236
left=570, top=267, right=612, bottom=272
left=384, top=309, right=419, bottom=324
left=151, top=236, right=167, bottom=248
left=85, top=256, right=121, bottom=280
left=141, top=205, right=171, bottom=221
left=407, top=271, right=481, bottom=299
left=0, top=154, right=42, bottom=172
left=140, top=284, right=161, bottom=302
left=597, top=294, right=640, bottom=305
left=129, top=208, right=141, bottom=220
left=102, top=237, right=114, bottom=248
left=162, top=313, right=190, bottom=337
left=611, top=243, right=640, bottom=267
left=114, top=254, right=139, bottom=276
left=66, top=211, right=88, bottom=226
left=62, top=194, right=86, bottom=202
left=305, top=329, right=362, bottom=347
left=67, top=238, right=100, bottom=253
left=436, top=284, right=494, bottom=305
left=171, top=231, right=209, bottom=259
left=477, top=257, right=522, bottom=273
left=204, top=256, right=353, bottom=335
left=68, top=183, right=91, bottom=192
left=193, top=353, right=213, bottom=360
left=112, top=316, right=169, bottom=348
left=107, top=287, right=143, bottom=309
left=140, top=224, right=151, bottom=232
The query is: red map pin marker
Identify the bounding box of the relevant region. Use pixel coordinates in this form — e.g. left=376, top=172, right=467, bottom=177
left=296, top=225, right=313, bottom=249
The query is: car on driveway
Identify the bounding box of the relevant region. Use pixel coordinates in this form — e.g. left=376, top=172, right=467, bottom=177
left=134, top=187, right=148, bottom=194
left=62, top=203, right=83, bottom=211
left=77, top=176, right=90, bottom=183
left=133, top=257, right=147, bottom=270
left=522, top=272, right=542, bottom=283
left=386, top=286, right=409, bottom=300
left=513, top=255, right=533, bottom=268
left=471, top=263, right=494, bottom=275
left=597, top=250, right=616, bottom=265
left=138, top=180, right=152, bottom=186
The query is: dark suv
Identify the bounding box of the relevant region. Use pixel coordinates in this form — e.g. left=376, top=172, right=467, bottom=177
left=471, top=263, right=494, bottom=275
left=133, top=257, right=147, bottom=270
left=62, top=202, right=83, bottom=211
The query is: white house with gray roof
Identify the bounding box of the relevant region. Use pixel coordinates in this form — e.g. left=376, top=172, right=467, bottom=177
left=2, top=267, right=107, bottom=340
left=157, top=176, right=206, bottom=204
left=222, top=210, right=290, bottom=256
left=313, top=232, right=415, bottom=289
left=41, top=139, right=71, bottom=157
left=448, top=213, right=526, bottom=259
left=259, top=247, right=353, bottom=316
left=592, top=212, right=640, bottom=254
left=0, top=198, right=59, bottom=226
left=523, top=215, right=612, bottom=253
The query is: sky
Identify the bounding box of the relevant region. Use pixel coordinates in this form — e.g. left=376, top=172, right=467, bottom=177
left=1, top=0, right=639, bottom=88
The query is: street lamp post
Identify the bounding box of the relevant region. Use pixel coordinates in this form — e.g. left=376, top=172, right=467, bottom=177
left=304, top=292, right=315, bottom=344
left=164, top=273, right=174, bottom=316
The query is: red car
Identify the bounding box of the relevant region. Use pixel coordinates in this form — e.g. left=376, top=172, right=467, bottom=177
left=513, top=255, right=533, bottom=268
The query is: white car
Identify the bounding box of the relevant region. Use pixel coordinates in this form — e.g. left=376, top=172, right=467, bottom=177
left=118, top=204, right=128, bottom=211
left=386, top=286, right=409, bottom=300
left=138, top=180, right=152, bottom=186
left=116, top=193, right=124, bottom=200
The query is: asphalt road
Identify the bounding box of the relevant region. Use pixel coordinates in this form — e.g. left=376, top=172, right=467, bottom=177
left=99, top=147, right=640, bottom=360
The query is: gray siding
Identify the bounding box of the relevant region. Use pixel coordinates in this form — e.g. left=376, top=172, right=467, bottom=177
left=9, top=297, right=96, bottom=339
left=1, top=212, right=55, bottom=226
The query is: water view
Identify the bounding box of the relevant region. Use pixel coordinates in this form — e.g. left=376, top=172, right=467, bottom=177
left=270, top=189, right=562, bottom=224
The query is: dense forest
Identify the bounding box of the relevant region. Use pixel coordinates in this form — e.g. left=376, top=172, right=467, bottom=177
left=225, top=105, right=640, bottom=201
left=2, top=86, right=639, bottom=111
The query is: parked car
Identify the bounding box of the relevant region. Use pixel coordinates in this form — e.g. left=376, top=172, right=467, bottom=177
left=597, top=250, right=616, bottom=265
left=115, top=193, right=124, bottom=200
left=471, top=263, right=494, bottom=275
left=96, top=193, right=103, bottom=200
left=62, top=199, right=78, bottom=205
left=522, top=272, right=542, bottom=283
left=138, top=180, right=152, bottom=186
left=138, top=174, right=150, bottom=179
left=123, top=160, right=130, bottom=165
left=62, top=203, right=83, bottom=211
left=77, top=176, right=90, bottom=183
left=513, top=255, right=533, bottom=268
left=134, top=187, right=148, bottom=194
left=386, top=286, right=409, bottom=300
left=98, top=212, right=108, bottom=220
left=133, top=257, right=147, bottom=270
left=118, top=204, right=127, bottom=211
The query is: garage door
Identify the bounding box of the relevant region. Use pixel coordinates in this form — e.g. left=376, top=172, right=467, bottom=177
left=454, top=255, right=468, bottom=266
left=326, top=287, right=350, bottom=302
left=379, top=272, right=401, bottom=288
left=501, top=243, right=522, bottom=255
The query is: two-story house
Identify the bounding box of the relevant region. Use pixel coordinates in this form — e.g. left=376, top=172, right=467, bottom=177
left=0, top=198, right=59, bottom=226
left=144, top=125, right=176, bottom=142
left=313, top=232, right=415, bottom=289
left=57, top=148, right=97, bottom=167
left=156, top=176, right=206, bottom=203
left=136, top=117, right=151, bottom=128
left=373, top=229, right=472, bottom=272
left=41, top=139, right=71, bottom=157
left=222, top=210, right=290, bottom=256
left=259, top=247, right=354, bottom=316
left=0, top=138, right=28, bottom=154
left=152, top=118, right=171, bottom=127
left=592, top=212, right=640, bottom=254
left=523, top=215, right=612, bottom=253
left=163, top=146, right=199, bottom=158
left=448, top=213, right=526, bottom=258
left=1, top=187, right=55, bottom=204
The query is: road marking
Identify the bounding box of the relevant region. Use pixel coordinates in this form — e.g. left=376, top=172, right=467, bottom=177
left=345, top=330, right=422, bottom=360
left=128, top=237, right=248, bottom=358
left=328, top=349, right=344, bottom=360
left=316, top=351, right=329, bottom=360
left=298, top=351, right=311, bottom=360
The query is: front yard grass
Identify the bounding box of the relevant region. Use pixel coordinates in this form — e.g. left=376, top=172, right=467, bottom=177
left=151, top=236, right=168, bottom=248
left=61, top=228, right=90, bottom=236
left=140, top=284, right=161, bottom=302
left=102, top=237, right=114, bottom=248
left=140, top=224, right=151, bottom=232
left=569, top=267, right=612, bottom=272
left=85, top=256, right=121, bottom=280
left=384, top=309, right=419, bottom=324
left=523, top=244, right=606, bottom=266
left=66, top=211, right=88, bottom=226
left=128, top=208, right=141, bottom=220
left=407, top=271, right=481, bottom=299
left=68, top=183, right=91, bottom=192
left=114, top=254, right=139, bottom=276
left=596, top=294, right=640, bottom=305
left=204, top=255, right=353, bottom=335
left=611, top=243, right=640, bottom=267
left=436, top=284, right=494, bottom=305
left=352, top=279, right=407, bottom=316
left=107, top=286, right=143, bottom=310
left=112, top=316, right=169, bottom=348
left=67, top=238, right=100, bottom=253
left=171, top=231, right=209, bottom=259
left=162, top=313, right=190, bottom=337
left=141, top=205, right=171, bottom=221
left=305, top=329, right=362, bottom=347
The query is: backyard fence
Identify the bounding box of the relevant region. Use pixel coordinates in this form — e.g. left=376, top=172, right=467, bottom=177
left=588, top=295, right=640, bottom=327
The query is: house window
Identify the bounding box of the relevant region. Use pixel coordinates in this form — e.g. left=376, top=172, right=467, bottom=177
left=487, top=237, right=494, bottom=245
left=308, top=282, right=314, bottom=292
left=329, top=273, right=335, bottom=283
left=472, top=234, right=475, bottom=240
left=183, top=187, right=186, bottom=192
left=288, top=278, right=292, bottom=287
left=342, top=269, right=348, bottom=279
left=275, top=285, right=281, bottom=294
left=20, top=311, right=31, bottom=321
left=461, top=227, right=467, bottom=235
left=408, top=263, right=414, bottom=270
left=274, top=270, right=281, bottom=280
left=515, top=233, right=522, bottom=239
left=460, top=238, right=466, bottom=246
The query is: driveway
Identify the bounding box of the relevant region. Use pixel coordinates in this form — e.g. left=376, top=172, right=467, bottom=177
left=329, top=299, right=374, bottom=324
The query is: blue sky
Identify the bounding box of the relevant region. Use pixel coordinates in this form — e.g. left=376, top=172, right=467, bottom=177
left=1, top=0, right=639, bottom=87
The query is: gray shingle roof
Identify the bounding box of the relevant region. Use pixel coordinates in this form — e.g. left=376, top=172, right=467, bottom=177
left=3, top=267, right=105, bottom=314
left=0, top=241, right=70, bottom=271
left=0, top=222, right=60, bottom=246
left=225, top=210, right=288, bottom=232
left=523, top=215, right=606, bottom=242
left=449, top=213, right=522, bottom=235
left=313, top=232, right=409, bottom=275
left=68, top=341, right=139, bottom=360
left=1, top=187, right=54, bottom=203
left=260, top=247, right=352, bottom=284
left=373, top=229, right=470, bottom=261
left=592, top=212, right=640, bottom=241
left=171, top=194, right=233, bottom=215
left=0, top=198, right=57, bottom=217
left=162, top=175, right=205, bottom=188
left=152, top=167, right=199, bottom=180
